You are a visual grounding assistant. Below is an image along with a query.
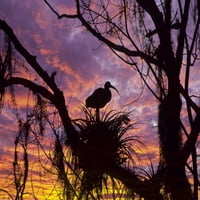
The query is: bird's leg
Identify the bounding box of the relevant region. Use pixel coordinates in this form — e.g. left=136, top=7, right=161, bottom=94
left=95, top=108, right=100, bottom=122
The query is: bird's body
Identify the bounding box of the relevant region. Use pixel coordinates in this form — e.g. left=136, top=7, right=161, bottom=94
left=86, top=81, right=119, bottom=110
left=86, top=87, right=111, bottom=109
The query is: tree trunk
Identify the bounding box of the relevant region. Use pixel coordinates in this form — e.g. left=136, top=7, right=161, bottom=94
left=158, top=75, right=192, bottom=200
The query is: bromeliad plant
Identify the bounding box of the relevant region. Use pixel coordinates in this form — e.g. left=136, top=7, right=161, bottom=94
left=72, top=107, right=139, bottom=196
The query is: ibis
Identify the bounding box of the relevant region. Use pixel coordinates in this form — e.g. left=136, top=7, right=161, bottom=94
left=86, top=81, right=119, bottom=119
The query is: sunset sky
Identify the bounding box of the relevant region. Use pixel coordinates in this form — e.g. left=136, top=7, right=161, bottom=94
left=0, top=1, right=164, bottom=199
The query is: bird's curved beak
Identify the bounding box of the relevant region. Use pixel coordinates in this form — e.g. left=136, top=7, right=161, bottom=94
left=110, top=85, right=120, bottom=95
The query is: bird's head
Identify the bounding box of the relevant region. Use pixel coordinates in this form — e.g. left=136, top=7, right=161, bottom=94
left=104, top=81, right=120, bottom=95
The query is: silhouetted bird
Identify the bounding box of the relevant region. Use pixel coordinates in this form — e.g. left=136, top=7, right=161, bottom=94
left=86, top=81, right=119, bottom=119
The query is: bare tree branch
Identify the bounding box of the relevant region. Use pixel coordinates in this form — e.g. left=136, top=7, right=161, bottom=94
left=0, top=20, right=58, bottom=93
left=3, top=77, right=54, bottom=102
left=43, top=0, right=160, bottom=67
